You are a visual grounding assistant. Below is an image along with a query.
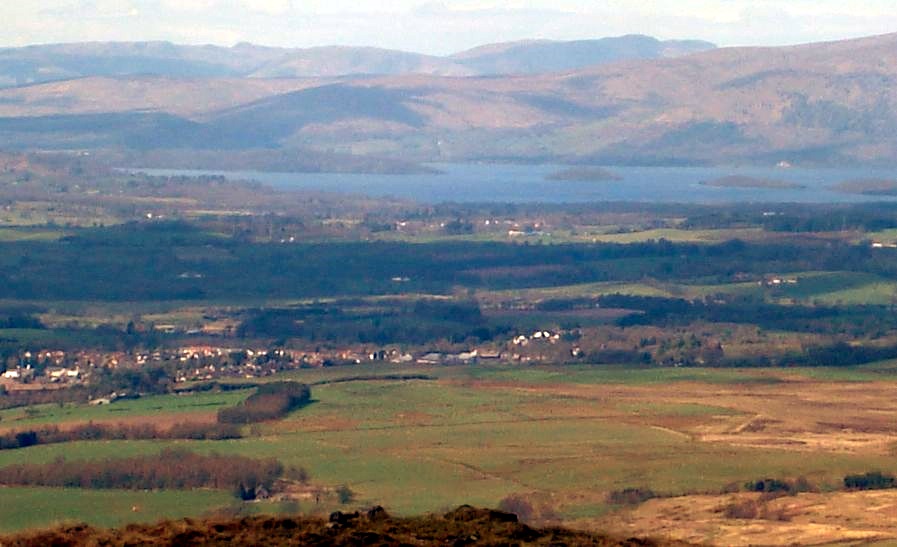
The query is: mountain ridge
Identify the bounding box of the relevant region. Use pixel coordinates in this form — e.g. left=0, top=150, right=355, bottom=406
left=0, top=35, right=716, bottom=86
left=2, top=33, right=897, bottom=167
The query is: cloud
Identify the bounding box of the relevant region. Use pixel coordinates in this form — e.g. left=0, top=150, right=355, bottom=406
left=1, top=0, right=897, bottom=52
left=238, top=0, right=293, bottom=15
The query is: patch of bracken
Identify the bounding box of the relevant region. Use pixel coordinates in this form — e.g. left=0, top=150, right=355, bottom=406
left=1, top=506, right=697, bottom=546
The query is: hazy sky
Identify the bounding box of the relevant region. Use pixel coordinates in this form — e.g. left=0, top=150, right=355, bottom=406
left=4, top=1, right=897, bottom=54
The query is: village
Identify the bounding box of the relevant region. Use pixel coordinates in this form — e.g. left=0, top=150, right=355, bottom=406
left=0, top=329, right=580, bottom=393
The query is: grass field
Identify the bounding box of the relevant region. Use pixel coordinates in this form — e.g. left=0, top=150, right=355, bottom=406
left=0, top=228, right=66, bottom=242
left=0, top=390, right=249, bottom=431
left=0, top=487, right=233, bottom=533
left=3, top=363, right=897, bottom=539
left=767, top=271, right=897, bottom=305
left=585, top=228, right=763, bottom=244
left=480, top=281, right=674, bottom=303
left=478, top=270, right=897, bottom=308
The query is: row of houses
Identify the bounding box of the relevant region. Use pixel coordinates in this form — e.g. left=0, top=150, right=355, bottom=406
left=1, top=326, right=581, bottom=390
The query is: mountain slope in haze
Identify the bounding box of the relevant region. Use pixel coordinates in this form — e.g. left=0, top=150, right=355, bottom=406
left=0, top=42, right=286, bottom=87
left=2, top=33, right=897, bottom=167
left=451, top=35, right=716, bottom=75
left=0, top=76, right=333, bottom=118
left=174, top=32, right=897, bottom=166
left=0, top=35, right=714, bottom=87
left=248, top=46, right=473, bottom=78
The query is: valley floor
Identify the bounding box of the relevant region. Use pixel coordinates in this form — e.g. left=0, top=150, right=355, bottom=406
left=3, top=363, right=897, bottom=545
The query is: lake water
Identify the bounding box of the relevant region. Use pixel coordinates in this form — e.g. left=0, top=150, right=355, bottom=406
left=137, top=164, right=897, bottom=204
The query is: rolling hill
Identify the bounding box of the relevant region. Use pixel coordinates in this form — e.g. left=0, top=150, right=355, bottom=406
left=1, top=33, right=897, bottom=168
left=451, top=35, right=715, bottom=75
left=0, top=35, right=713, bottom=87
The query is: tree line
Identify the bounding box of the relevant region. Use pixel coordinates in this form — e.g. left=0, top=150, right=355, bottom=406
left=0, top=449, right=283, bottom=493
left=0, top=421, right=241, bottom=451
left=218, top=382, right=311, bottom=424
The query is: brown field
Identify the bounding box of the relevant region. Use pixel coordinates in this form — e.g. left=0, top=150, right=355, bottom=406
left=450, top=370, right=897, bottom=545
left=590, top=491, right=897, bottom=546
left=0, top=411, right=218, bottom=435
left=457, top=373, right=897, bottom=456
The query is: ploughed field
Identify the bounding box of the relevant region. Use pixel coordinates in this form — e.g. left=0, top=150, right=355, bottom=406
left=3, top=364, right=897, bottom=545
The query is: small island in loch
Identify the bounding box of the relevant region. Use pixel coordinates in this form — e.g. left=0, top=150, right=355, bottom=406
left=546, top=166, right=623, bottom=182
left=699, top=175, right=805, bottom=189
left=831, top=179, right=897, bottom=196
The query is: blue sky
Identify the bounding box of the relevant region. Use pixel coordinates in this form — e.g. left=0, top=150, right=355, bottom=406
left=4, top=1, right=897, bottom=54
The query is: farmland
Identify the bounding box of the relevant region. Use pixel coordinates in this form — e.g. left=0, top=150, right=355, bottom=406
left=4, top=154, right=897, bottom=544
left=3, top=363, right=897, bottom=545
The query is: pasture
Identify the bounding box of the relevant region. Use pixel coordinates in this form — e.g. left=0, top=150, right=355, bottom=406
left=0, top=487, right=232, bottom=534
left=3, top=363, right=897, bottom=541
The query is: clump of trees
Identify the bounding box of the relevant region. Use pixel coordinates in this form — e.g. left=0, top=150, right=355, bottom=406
left=336, top=484, right=355, bottom=505
left=218, top=382, right=311, bottom=424
left=606, top=487, right=657, bottom=506
left=844, top=471, right=896, bottom=490
left=0, top=314, right=45, bottom=329
left=0, top=449, right=282, bottom=492
left=0, top=388, right=89, bottom=411
left=89, top=366, right=172, bottom=397
left=742, top=477, right=816, bottom=495
left=0, top=421, right=241, bottom=450
left=722, top=497, right=791, bottom=521
left=237, top=299, right=502, bottom=346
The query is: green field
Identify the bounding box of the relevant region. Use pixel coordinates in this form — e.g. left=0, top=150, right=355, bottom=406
left=766, top=271, right=895, bottom=304
left=0, top=390, right=249, bottom=430
left=586, top=228, right=763, bottom=244
left=3, top=364, right=897, bottom=532
left=0, top=228, right=66, bottom=242
left=0, top=488, right=233, bottom=533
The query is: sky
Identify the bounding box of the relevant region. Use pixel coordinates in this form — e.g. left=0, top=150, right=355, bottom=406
left=4, top=1, right=897, bottom=54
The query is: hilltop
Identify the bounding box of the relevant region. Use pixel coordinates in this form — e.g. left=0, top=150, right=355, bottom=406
left=1, top=33, right=897, bottom=166
left=0, top=35, right=713, bottom=87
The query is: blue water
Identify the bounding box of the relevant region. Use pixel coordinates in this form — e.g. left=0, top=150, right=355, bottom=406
left=136, top=164, right=897, bottom=204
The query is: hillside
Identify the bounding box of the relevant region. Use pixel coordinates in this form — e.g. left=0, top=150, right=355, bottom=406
left=451, top=35, right=715, bottom=75
left=0, top=36, right=713, bottom=87
left=285, top=32, right=897, bottom=165
left=248, top=46, right=473, bottom=78
left=1, top=33, right=897, bottom=166
left=1, top=506, right=691, bottom=547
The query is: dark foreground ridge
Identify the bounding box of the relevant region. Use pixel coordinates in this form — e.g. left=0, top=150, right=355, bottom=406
left=1, top=506, right=691, bottom=546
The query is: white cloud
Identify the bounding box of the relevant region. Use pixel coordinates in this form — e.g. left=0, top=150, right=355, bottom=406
left=239, top=0, right=293, bottom=15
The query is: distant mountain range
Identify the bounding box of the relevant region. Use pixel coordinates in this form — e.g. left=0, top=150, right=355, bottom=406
left=1, top=33, right=897, bottom=168
left=0, top=35, right=715, bottom=86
